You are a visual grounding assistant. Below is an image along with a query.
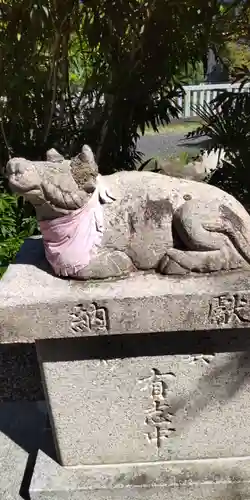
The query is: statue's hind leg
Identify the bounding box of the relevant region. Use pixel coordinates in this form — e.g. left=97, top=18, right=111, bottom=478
left=159, top=199, right=245, bottom=275
left=159, top=247, right=240, bottom=275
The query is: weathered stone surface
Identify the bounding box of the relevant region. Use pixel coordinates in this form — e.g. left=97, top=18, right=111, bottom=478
left=37, top=334, right=250, bottom=466
left=0, top=430, right=28, bottom=500
left=30, top=450, right=250, bottom=500
left=0, top=342, right=43, bottom=402
left=0, top=401, right=48, bottom=500
left=2, top=238, right=250, bottom=342
left=6, top=145, right=250, bottom=278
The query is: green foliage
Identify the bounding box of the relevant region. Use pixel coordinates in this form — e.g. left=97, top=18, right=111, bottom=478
left=77, top=0, right=232, bottom=172
left=221, top=41, right=250, bottom=76
left=187, top=0, right=250, bottom=209
left=178, top=151, right=193, bottom=166
left=179, top=61, right=205, bottom=85
left=0, top=181, right=38, bottom=272
left=216, top=2, right=250, bottom=78
left=0, top=0, right=242, bottom=173
left=187, top=89, right=250, bottom=209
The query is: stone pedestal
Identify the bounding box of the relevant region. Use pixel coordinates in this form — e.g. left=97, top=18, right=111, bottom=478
left=36, top=341, right=250, bottom=467
left=30, top=451, right=250, bottom=500
left=2, top=238, right=250, bottom=498
left=2, top=238, right=250, bottom=343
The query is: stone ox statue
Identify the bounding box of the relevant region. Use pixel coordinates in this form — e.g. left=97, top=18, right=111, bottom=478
left=5, top=145, right=250, bottom=279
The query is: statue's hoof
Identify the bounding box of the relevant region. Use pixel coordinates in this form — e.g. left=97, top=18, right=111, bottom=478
left=159, top=254, right=189, bottom=275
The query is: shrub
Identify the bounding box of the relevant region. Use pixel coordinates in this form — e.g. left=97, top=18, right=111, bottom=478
left=0, top=180, right=38, bottom=275
left=187, top=89, right=250, bottom=210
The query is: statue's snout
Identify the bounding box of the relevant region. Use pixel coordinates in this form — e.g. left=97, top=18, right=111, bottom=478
left=6, top=158, right=26, bottom=178
left=6, top=159, right=17, bottom=176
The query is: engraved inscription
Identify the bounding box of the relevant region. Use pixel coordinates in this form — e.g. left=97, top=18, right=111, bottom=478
left=70, top=303, right=108, bottom=334
left=138, top=368, right=176, bottom=448
left=208, top=293, right=250, bottom=326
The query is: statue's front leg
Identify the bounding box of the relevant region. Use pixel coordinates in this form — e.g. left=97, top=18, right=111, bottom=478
left=75, top=249, right=136, bottom=280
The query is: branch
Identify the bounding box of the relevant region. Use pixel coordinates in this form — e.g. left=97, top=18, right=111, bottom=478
left=0, top=118, right=12, bottom=159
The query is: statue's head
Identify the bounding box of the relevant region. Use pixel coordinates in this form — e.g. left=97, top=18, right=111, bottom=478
left=5, top=145, right=99, bottom=220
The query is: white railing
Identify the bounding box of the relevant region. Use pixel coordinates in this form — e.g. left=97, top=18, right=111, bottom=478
left=179, top=83, right=250, bottom=118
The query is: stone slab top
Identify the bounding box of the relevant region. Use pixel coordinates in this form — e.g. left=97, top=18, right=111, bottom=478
left=30, top=450, right=250, bottom=500
left=1, top=237, right=250, bottom=343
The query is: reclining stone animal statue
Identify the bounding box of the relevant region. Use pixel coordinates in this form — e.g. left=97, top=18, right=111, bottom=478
left=5, top=145, right=250, bottom=279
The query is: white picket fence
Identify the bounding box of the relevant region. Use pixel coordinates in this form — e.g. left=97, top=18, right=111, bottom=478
left=179, top=82, right=250, bottom=118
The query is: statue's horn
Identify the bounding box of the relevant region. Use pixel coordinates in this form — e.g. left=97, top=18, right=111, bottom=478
left=79, top=145, right=95, bottom=164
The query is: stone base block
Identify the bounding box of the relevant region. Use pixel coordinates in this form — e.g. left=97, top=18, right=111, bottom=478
left=37, top=337, right=250, bottom=467
left=30, top=451, right=250, bottom=500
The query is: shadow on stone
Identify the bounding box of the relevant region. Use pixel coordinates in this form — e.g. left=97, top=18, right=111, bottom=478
left=0, top=343, right=43, bottom=402
left=19, top=451, right=38, bottom=500
left=0, top=343, right=56, bottom=499
left=13, top=236, right=54, bottom=276
left=19, top=431, right=57, bottom=500
left=0, top=400, right=56, bottom=500
left=0, top=401, right=55, bottom=454
left=172, top=350, right=250, bottom=427
left=36, top=329, right=250, bottom=362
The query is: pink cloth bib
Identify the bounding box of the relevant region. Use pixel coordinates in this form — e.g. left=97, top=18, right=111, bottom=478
left=39, top=190, right=104, bottom=276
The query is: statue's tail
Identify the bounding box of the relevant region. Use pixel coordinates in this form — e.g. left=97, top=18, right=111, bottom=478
left=219, top=204, right=250, bottom=266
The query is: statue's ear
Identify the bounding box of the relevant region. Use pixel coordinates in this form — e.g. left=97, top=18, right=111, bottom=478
left=79, top=144, right=95, bottom=164
left=97, top=175, right=116, bottom=204
left=46, top=148, right=64, bottom=163
left=41, top=180, right=88, bottom=210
